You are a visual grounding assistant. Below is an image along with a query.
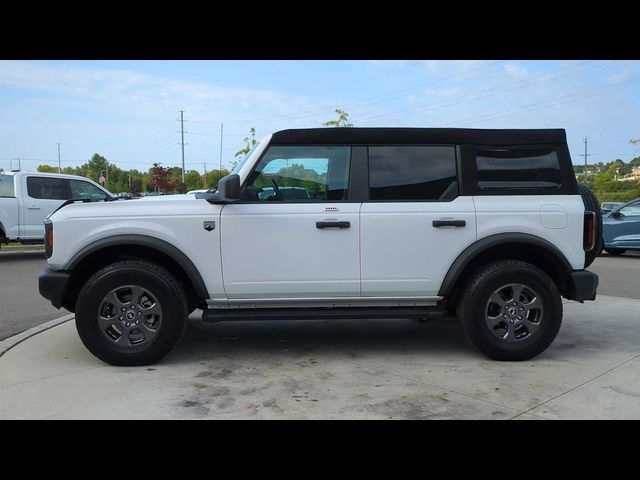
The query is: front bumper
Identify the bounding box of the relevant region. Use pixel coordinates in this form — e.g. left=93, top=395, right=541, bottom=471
left=39, top=267, right=71, bottom=309
left=565, top=270, right=599, bottom=302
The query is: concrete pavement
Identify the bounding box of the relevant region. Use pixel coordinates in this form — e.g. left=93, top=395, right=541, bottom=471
left=1, top=295, right=639, bottom=419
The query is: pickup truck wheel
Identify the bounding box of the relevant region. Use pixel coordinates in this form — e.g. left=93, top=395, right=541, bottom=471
left=458, top=260, right=562, bottom=361
left=75, top=260, right=188, bottom=366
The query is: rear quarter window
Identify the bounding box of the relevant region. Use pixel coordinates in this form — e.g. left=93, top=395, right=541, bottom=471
left=475, top=148, right=562, bottom=190
left=0, top=175, right=15, bottom=197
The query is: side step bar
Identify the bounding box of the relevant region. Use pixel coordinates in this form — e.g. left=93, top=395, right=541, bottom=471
left=202, top=306, right=447, bottom=322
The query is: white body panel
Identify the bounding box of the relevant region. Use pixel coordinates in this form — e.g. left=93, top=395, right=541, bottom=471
left=0, top=197, right=20, bottom=238
left=360, top=197, right=477, bottom=296
left=48, top=198, right=226, bottom=298
left=220, top=202, right=361, bottom=298
left=473, top=195, right=585, bottom=270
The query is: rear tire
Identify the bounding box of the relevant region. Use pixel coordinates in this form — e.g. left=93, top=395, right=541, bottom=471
left=75, top=260, right=189, bottom=366
left=604, top=248, right=626, bottom=256
left=577, top=183, right=603, bottom=267
left=458, top=260, right=562, bottom=361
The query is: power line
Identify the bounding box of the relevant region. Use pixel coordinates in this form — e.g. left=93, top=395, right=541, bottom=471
left=358, top=60, right=594, bottom=124
left=433, top=76, right=640, bottom=128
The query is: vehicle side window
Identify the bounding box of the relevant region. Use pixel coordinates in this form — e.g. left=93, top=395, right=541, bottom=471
left=0, top=175, right=14, bottom=197
left=26, top=177, right=67, bottom=200
left=242, top=146, right=351, bottom=202
left=619, top=201, right=640, bottom=217
left=368, top=146, right=457, bottom=201
left=69, top=179, right=107, bottom=201
left=476, top=148, right=562, bottom=190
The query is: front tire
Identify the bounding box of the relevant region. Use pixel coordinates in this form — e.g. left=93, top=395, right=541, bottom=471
left=604, top=248, right=626, bottom=256
left=458, top=260, right=562, bottom=361
left=75, top=260, right=189, bottom=366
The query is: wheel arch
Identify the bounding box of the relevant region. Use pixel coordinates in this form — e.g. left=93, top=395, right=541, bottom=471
left=63, top=235, right=209, bottom=312
left=439, top=233, right=574, bottom=304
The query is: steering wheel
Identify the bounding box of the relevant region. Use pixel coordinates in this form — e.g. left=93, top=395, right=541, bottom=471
left=270, top=178, right=285, bottom=201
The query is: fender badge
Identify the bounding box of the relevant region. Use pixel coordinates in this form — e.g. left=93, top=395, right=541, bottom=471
left=203, top=221, right=216, bottom=232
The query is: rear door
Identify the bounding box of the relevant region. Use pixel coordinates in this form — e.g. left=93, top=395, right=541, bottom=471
left=360, top=145, right=476, bottom=297
left=21, top=176, right=68, bottom=239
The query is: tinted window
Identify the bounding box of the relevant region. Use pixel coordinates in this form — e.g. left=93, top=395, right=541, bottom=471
left=69, top=179, right=107, bottom=201
left=26, top=177, right=67, bottom=200
left=476, top=148, right=561, bottom=190
left=369, top=146, right=457, bottom=201
left=243, top=146, right=351, bottom=202
left=0, top=175, right=14, bottom=197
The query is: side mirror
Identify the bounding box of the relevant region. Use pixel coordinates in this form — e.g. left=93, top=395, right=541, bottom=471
left=611, top=210, right=621, bottom=219
left=208, top=174, right=241, bottom=204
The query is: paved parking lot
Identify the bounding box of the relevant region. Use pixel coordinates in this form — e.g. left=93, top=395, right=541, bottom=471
left=1, top=249, right=639, bottom=419
left=1, top=295, right=639, bottom=419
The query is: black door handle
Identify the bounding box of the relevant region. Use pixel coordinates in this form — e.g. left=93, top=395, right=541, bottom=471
left=316, top=221, right=350, bottom=229
left=433, top=220, right=466, bottom=228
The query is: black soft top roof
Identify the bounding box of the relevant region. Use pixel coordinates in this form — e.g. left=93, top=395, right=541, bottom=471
left=270, top=128, right=567, bottom=146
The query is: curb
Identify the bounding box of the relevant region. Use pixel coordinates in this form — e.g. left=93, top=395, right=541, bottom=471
left=0, top=247, right=45, bottom=255
left=0, top=245, right=45, bottom=252
left=0, top=314, right=74, bottom=358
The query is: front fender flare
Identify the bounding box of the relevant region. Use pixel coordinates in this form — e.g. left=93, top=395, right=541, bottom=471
left=65, top=234, right=209, bottom=300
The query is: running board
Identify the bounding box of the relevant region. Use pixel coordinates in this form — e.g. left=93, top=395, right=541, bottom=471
left=202, top=306, right=447, bottom=322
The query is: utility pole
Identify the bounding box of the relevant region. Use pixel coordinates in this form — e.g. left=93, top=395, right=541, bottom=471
left=57, top=143, right=61, bottom=174
left=203, top=162, right=207, bottom=188
left=179, top=110, right=186, bottom=191
left=579, top=137, right=591, bottom=182
left=219, top=122, right=224, bottom=172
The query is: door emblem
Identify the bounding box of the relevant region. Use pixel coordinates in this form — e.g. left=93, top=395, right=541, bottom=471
left=203, top=221, right=216, bottom=232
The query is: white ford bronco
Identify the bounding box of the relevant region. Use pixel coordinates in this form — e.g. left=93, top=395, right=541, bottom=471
left=39, top=128, right=600, bottom=366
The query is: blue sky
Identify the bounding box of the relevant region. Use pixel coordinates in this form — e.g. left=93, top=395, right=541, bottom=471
left=1, top=60, right=639, bottom=175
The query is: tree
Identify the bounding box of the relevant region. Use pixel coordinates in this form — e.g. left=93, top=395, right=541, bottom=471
left=149, top=163, right=177, bottom=193
left=323, top=108, right=353, bottom=128
left=185, top=170, right=203, bottom=192
left=235, top=127, right=257, bottom=159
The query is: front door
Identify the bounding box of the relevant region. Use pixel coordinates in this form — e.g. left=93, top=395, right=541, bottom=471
left=220, top=145, right=360, bottom=299
left=360, top=145, right=477, bottom=297
left=605, top=200, right=640, bottom=249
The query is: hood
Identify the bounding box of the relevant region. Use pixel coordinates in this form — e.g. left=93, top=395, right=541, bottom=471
left=49, top=195, right=217, bottom=222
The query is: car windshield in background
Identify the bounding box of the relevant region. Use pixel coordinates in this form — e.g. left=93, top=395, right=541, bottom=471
left=0, top=175, right=14, bottom=197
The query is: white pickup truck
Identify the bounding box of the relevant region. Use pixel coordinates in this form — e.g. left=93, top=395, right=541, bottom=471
left=0, top=171, right=113, bottom=246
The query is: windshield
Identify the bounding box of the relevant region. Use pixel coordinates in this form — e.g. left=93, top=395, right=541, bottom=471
left=0, top=175, right=15, bottom=197
left=231, top=140, right=261, bottom=176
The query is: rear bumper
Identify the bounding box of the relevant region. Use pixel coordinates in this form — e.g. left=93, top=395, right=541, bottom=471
left=39, top=267, right=71, bottom=309
left=565, top=270, right=599, bottom=302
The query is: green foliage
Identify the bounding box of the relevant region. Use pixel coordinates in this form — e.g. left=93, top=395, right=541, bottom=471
left=578, top=156, right=640, bottom=202
left=185, top=170, right=203, bottom=191
left=234, top=127, right=257, bottom=158
left=323, top=108, right=353, bottom=128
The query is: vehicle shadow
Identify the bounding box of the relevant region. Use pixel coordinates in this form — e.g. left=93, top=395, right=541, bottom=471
left=167, top=314, right=474, bottom=364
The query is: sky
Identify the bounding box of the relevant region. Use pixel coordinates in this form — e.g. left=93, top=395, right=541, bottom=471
left=1, top=60, right=639, bottom=176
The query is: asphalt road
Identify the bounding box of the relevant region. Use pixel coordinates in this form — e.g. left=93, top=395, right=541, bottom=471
left=0, top=251, right=62, bottom=340
left=0, top=249, right=638, bottom=341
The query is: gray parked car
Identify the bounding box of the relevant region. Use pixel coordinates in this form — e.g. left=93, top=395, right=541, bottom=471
left=603, top=198, right=640, bottom=255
